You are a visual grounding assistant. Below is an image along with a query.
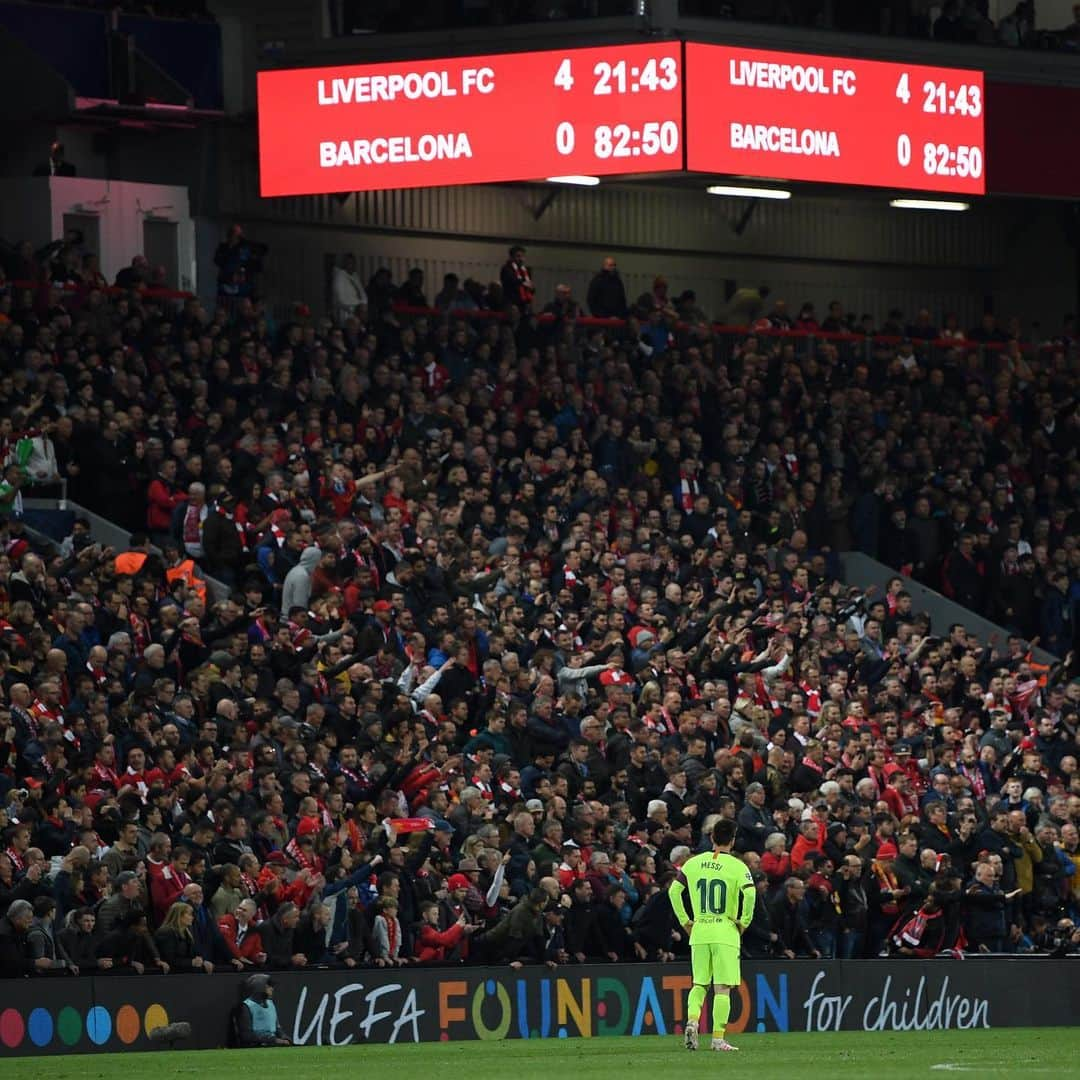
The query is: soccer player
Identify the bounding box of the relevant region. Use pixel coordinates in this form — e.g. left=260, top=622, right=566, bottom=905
left=668, top=817, right=755, bottom=1052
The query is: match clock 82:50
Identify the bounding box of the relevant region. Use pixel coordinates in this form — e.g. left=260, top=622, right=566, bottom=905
left=554, top=120, right=681, bottom=159
left=895, top=134, right=983, bottom=179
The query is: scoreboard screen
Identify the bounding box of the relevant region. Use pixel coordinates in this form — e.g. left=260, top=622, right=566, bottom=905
left=685, top=43, right=986, bottom=195
left=257, top=42, right=990, bottom=198
left=257, top=43, right=684, bottom=196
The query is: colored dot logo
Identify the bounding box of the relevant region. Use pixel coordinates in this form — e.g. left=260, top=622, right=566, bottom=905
left=0, top=1009, right=24, bottom=1049
left=27, top=1008, right=53, bottom=1048
left=57, top=1006, right=82, bottom=1046
left=116, top=1005, right=141, bottom=1044
left=144, top=1004, right=169, bottom=1038
left=87, top=1007, right=111, bottom=1046
left=0, top=1003, right=169, bottom=1050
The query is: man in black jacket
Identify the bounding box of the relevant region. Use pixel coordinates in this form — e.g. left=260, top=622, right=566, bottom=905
left=893, top=832, right=934, bottom=912
left=768, top=878, right=820, bottom=958
left=586, top=257, right=628, bottom=318
left=0, top=899, right=41, bottom=977
left=58, top=908, right=108, bottom=972
left=256, top=902, right=303, bottom=969
left=741, top=871, right=776, bottom=957
left=564, top=878, right=611, bottom=962
left=736, top=782, right=773, bottom=854
left=834, top=855, right=870, bottom=959
left=963, top=861, right=1015, bottom=953
left=629, top=886, right=677, bottom=961
left=474, top=889, right=547, bottom=965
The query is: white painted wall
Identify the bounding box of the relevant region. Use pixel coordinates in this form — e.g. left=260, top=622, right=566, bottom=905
left=0, top=177, right=196, bottom=292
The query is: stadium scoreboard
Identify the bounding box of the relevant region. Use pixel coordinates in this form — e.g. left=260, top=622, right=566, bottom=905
left=257, top=43, right=684, bottom=197
left=257, top=42, right=986, bottom=198
left=685, top=44, right=985, bottom=196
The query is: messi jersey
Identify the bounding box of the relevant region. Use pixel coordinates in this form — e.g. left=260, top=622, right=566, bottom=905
left=668, top=851, right=756, bottom=946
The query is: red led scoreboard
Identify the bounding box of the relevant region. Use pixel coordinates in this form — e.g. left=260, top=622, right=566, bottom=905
left=256, top=42, right=987, bottom=198
left=256, top=43, right=684, bottom=196
left=685, top=44, right=985, bottom=195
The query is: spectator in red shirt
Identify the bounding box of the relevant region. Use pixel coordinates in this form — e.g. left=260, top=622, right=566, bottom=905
left=146, top=459, right=185, bottom=546
left=791, top=818, right=826, bottom=870
left=415, top=900, right=472, bottom=962
left=217, top=898, right=263, bottom=967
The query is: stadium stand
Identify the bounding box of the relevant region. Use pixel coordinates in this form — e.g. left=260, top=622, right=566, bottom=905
left=0, top=224, right=1077, bottom=981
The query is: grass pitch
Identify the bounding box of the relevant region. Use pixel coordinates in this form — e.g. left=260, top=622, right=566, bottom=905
left=5, top=1028, right=1078, bottom=1078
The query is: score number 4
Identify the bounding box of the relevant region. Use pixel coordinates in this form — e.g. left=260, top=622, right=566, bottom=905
left=553, top=56, right=678, bottom=95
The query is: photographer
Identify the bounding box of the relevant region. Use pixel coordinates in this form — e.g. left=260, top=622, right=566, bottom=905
left=1033, top=917, right=1080, bottom=957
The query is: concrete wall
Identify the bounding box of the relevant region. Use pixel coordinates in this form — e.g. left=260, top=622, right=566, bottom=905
left=219, top=163, right=1075, bottom=333
left=839, top=551, right=1061, bottom=663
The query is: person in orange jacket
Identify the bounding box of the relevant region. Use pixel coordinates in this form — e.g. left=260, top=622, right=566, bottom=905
left=790, top=817, right=826, bottom=870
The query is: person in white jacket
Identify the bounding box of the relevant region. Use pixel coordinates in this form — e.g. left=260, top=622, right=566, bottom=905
left=332, top=254, right=367, bottom=325
left=280, top=546, right=321, bottom=615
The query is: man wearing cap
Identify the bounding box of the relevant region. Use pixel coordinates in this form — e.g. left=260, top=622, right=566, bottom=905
left=867, top=840, right=905, bottom=954
left=823, top=821, right=849, bottom=866
left=736, top=782, right=773, bottom=854
left=437, top=873, right=473, bottom=961
left=454, top=857, right=485, bottom=913
left=356, top=598, right=404, bottom=659
left=557, top=840, right=586, bottom=890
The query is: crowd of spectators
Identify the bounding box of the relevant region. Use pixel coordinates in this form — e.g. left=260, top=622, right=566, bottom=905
left=0, top=230, right=1078, bottom=981
left=24, top=0, right=213, bottom=20
left=340, top=0, right=1080, bottom=51
left=703, top=0, right=1080, bottom=51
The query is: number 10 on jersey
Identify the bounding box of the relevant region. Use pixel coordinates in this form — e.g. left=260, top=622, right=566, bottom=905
left=696, top=877, right=728, bottom=915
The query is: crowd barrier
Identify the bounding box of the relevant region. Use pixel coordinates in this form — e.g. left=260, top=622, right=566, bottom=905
left=10, top=280, right=194, bottom=303
left=387, top=302, right=1078, bottom=367
left=1, top=958, right=1077, bottom=1056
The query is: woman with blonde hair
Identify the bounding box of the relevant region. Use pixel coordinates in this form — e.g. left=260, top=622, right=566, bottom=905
left=459, top=834, right=485, bottom=862
left=154, top=901, right=211, bottom=972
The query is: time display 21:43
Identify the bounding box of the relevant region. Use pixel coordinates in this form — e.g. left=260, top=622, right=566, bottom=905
left=895, top=72, right=982, bottom=117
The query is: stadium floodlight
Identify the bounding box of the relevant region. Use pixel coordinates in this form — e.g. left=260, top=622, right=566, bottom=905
left=545, top=175, right=600, bottom=186
left=889, top=198, right=970, bottom=212
left=706, top=185, right=791, bottom=200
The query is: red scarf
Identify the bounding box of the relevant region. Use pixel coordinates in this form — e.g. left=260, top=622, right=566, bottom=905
left=92, top=760, right=120, bottom=791
left=958, top=762, right=986, bottom=800
left=285, top=837, right=323, bottom=875
left=381, top=913, right=399, bottom=957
